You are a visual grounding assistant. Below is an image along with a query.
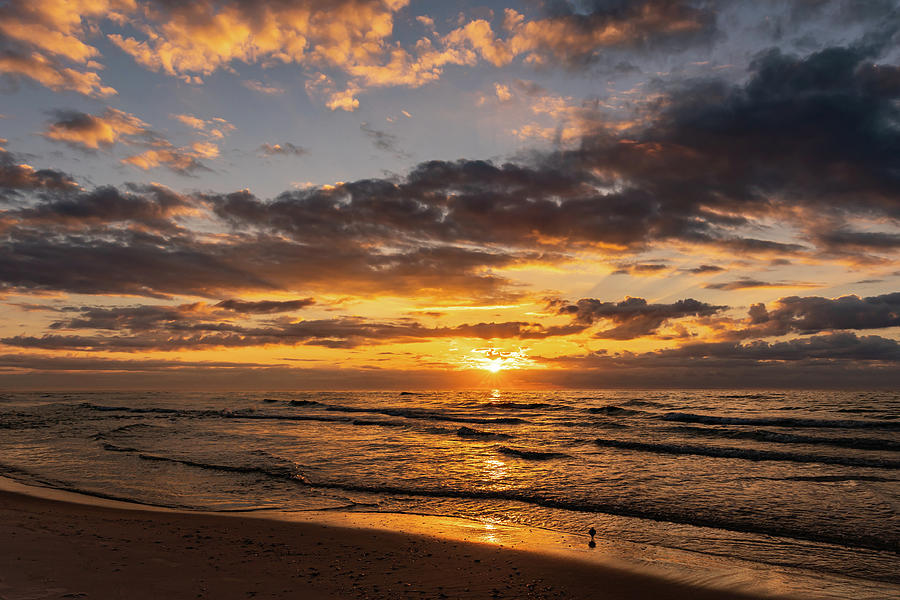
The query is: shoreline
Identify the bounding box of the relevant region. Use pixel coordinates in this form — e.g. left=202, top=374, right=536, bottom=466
left=0, top=485, right=767, bottom=600
left=0, top=476, right=887, bottom=600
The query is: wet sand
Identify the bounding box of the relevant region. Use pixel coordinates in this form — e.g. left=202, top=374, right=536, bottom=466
left=0, top=488, right=777, bottom=600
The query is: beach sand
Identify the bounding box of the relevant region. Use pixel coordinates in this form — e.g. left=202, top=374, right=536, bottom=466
left=0, top=487, right=776, bottom=600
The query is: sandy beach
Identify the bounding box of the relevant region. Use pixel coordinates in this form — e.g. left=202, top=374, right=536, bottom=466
left=0, top=486, right=778, bottom=600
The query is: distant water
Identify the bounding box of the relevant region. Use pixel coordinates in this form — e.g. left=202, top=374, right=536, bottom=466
left=1, top=390, right=898, bottom=595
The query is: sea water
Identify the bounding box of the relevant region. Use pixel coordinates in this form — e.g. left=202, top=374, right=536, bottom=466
left=0, top=390, right=897, bottom=596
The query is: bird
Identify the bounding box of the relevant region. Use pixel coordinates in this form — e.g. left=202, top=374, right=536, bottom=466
left=588, top=527, right=596, bottom=538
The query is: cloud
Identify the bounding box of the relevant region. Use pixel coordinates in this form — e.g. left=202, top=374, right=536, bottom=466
left=683, top=264, right=725, bottom=274
left=533, top=332, right=900, bottom=388
left=704, top=279, right=819, bottom=291
left=3, top=333, right=898, bottom=390
left=121, top=148, right=208, bottom=175
left=812, top=228, right=900, bottom=253
left=3, top=41, right=899, bottom=302
left=242, top=80, right=285, bottom=95
left=215, top=298, right=316, bottom=313
left=37, top=108, right=229, bottom=174
left=0, top=0, right=126, bottom=96
left=611, top=262, right=669, bottom=275
left=170, top=114, right=235, bottom=139
left=206, top=42, right=900, bottom=262
left=742, top=293, right=900, bottom=337
left=107, top=1, right=408, bottom=77
left=0, top=354, right=277, bottom=372
left=42, top=108, right=150, bottom=150
left=0, top=148, right=79, bottom=199
left=501, top=0, right=718, bottom=66
left=7, top=183, right=190, bottom=231
left=258, top=143, right=308, bottom=157
left=0, top=50, right=117, bottom=97
left=1, top=185, right=530, bottom=299
left=5, top=309, right=586, bottom=351
left=360, top=123, right=407, bottom=157
left=554, top=296, right=726, bottom=339
left=81, top=0, right=719, bottom=110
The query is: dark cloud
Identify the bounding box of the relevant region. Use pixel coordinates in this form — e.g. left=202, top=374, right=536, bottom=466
left=632, top=43, right=900, bottom=221
left=704, top=279, right=819, bottom=290
left=360, top=124, right=407, bottom=157
left=8, top=184, right=189, bottom=231
left=0, top=148, right=79, bottom=199
left=611, top=262, right=668, bottom=275
left=683, top=264, right=724, bottom=274
left=550, top=332, right=900, bottom=365
left=258, top=142, right=308, bottom=157
left=2, top=189, right=529, bottom=299
left=554, top=296, right=726, bottom=339
left=48, top=303, right=209, bottom=331
left=812, top=228, right=900, bottom=252
left=0, top=354, right=275, bottom=371
left=215, top=298, right=316, bottom=313
left=534, top=332, right=900, bottom=387
left=661, top=332, right=900, bottom=362
left=524, top=0, right=720, bottom=65
left=4, top=312, right=587, bottom=352
left=743, top=292, right=900, bottom=336
left=0, top=229, right=276, bottom=299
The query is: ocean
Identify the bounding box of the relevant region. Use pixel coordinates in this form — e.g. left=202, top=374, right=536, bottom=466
left=1, top=390, right=897, bottom=597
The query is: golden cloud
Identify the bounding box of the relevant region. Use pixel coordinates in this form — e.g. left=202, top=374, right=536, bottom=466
left=42, top=108, right=148, bottom=150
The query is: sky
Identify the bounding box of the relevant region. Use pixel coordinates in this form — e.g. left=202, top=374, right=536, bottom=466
left=0, top=0, right=898, bottom=390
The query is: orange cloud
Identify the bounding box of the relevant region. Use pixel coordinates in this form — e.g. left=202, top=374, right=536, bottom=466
left=42, top=108, right=149, bottom=150
left=122, top=145, right=209, bottom=175
left=242, top=80, right=285, bottom=95
left=0, top=0, right=132, bottom=62
left=171, top=114, right=235, bottom=138
left=107, top=1, right=409, bottom=86
left=0, top=0, right=130, bottom=96
left=0, top=51, right=116, bottom=97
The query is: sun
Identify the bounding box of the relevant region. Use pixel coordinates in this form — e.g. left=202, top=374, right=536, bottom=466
left=484, top=359, right=505, bottom=373
left=465, top=347, right=534, bottom=373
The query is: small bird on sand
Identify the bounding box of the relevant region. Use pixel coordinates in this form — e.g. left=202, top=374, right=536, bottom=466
left=588, top=527, right=596, bottom=538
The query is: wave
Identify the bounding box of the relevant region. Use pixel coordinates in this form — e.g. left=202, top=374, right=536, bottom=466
left=104, top=422, right=161, bottom=434
left=662, top=412, right=900, bottom=430
left=587, top=406, right=643, bottom=416
left=755, top=475, right=900, bottom=483
left=288, top=400, right=321, bottom=407
left=556, top=420, right=628, bottom=429
left=322, top=404, right=526, bottom=425
left=77, top=403, right=421, bottom=429
left=669, top=426, right=900, bottom=452
left=592, top=438, right=900, bottom=469
left=495, top=446, right=569, bottom=460
left=350, top=419, right=406, bottom=428
left=456, top=426, right=511, bottom=439
left=483, top=401, right=560, bottom=410
left=619, top=399, right=670, bottom=408
left=102, top=443, right=307, bottom=481
left=80, top=403, right=183, bottom=415
left=80, top=447, right=898, bottom=553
